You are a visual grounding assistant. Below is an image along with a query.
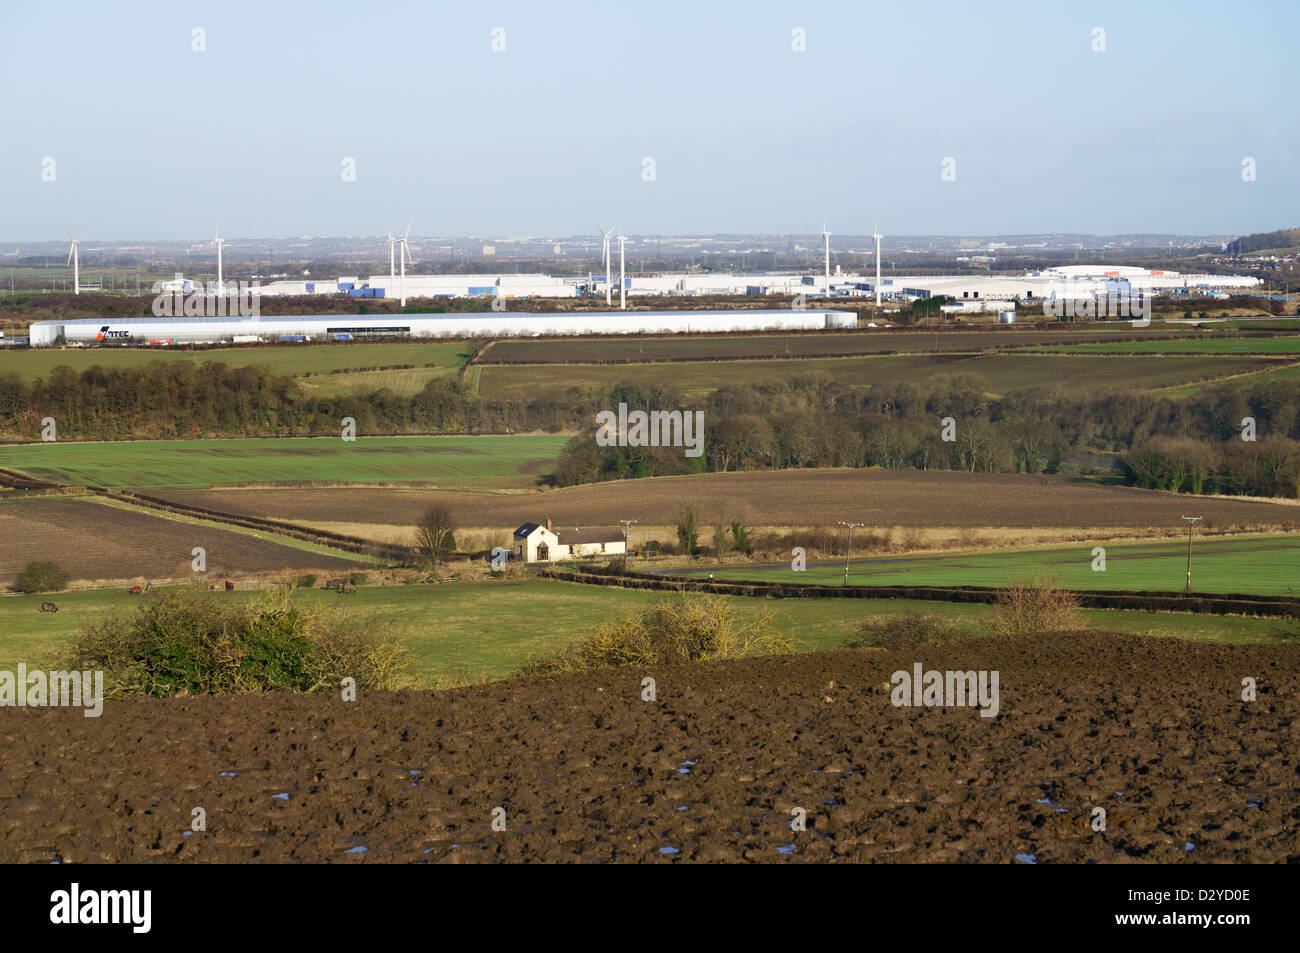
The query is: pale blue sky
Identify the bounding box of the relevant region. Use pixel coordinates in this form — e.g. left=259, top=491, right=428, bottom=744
left=1, top=0, right=1295, bottom=241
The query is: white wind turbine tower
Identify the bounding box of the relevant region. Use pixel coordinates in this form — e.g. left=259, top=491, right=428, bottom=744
left=596, top=223, right=615, bottom=306
left=397, top=221, right=415, bottom=307
left=872, top=222, right=884, bottom=307
left=617, top=229, right=627, bottom=310
left=822, top=221, right=832, bottom=295
left=213, top=228, right=226, bottom=293
left=66, top=233, right=81, bottom=295
left=385, top=226, right=397, bottom=283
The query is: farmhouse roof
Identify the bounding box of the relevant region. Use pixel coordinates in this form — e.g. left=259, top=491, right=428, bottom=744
left=513, top=523, right=543, bottom=537
left=555, top=526, right=624, bottom=545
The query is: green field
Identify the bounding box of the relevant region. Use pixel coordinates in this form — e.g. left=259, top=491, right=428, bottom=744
left=694, top=533, right=1300, bottom=596
left=1155, top=361, right=1300, bottom=397
left=1048, top=336, right=1300, bottom=355
left=475, top=353, right=1287, bottom=400
left=0, top=341, right=472, bottom=383
left=0, top=435, right=568, bottom=490
left=0, top=578, right=1288, bottom=686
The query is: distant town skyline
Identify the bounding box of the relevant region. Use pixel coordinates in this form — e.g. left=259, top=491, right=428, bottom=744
left=2, top=0, right=1296, bottom=242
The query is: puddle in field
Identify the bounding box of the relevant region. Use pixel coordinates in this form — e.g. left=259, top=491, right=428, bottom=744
left=1015, top=853, right=1037, bottom=864
left=219, top=771, right=237, bottom=778
left=659, top=846, right=680, bottom=855
left=344, top=845, right=367, bottom=854
left=776, top=844, right=797, bottom=855
left=272, top=793, right=289, bottom=800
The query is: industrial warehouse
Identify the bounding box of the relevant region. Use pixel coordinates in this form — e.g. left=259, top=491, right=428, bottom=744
left=26, top=309, right=855, bottom=347
left=250, top=264, right=1261, bottom=303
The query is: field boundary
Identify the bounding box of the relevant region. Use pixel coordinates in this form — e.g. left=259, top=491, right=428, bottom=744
left=538, top=566, right=1299, bottom=617
left=86, top=488, right=419, bottom=564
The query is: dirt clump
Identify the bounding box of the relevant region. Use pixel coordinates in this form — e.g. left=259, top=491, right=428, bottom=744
left=0, top=631, right=1294, bottom=863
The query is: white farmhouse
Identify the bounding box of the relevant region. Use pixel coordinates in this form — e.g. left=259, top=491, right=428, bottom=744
left=513, top=519, right=627, bottom=563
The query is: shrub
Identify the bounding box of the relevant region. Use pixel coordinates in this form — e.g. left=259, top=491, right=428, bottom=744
left=676, top=506, right=699, bottom=556
left=987, top=574, right=1084, bottom=637
left=14, top=561, right=70, bottom=594
left=843, top=614, right=964, bottom=651
left=517, top=595, right=793, bottom=675
left=295, top=574, right=317, bottom=590
left=730, top=520, right=753, bottom=555
left=347, top=571, right=368, bottom=586
left=58, top=585, right=414, bottom=698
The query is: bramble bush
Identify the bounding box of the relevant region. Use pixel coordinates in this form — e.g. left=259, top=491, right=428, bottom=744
left=517, top=595, right=793, bottom=675
left=14, top=561, right=70, bottom=594
left=59, top=585, right=414, bottom=697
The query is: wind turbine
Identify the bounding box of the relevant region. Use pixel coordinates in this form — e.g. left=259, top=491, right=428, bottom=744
left=66, top=233, right=80, bottom=295
left=398, top=221, right=415, bottom=307
left=872, top=221, right=884, bottom=307
left=213, top=228, right=226, bottom=293
left=596, top=223, right=615, bottom=306
left=822, top=221, right=832, bottom=295
left=385, top=226, right=397, bottom=283
left=617, top=229, right=627, bottom=311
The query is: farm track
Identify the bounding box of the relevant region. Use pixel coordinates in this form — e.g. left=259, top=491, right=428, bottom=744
left=0, top=497, right=360, bottom=586
left=2, top=631, right=1294, bottom=862
left=90, top=489, right=418, bottom=564
left=0, top=468, right=417, bottom=566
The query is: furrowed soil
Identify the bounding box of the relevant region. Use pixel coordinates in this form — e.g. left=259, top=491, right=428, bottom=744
left=0, top=498, right=357, bottom=586
left=151, top=470, right=1300, bottom=531
left=1, top=631, right=1294, bottom=863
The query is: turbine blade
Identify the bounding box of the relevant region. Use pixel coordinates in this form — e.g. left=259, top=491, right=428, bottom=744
left=404, top=219, right=412, bottom=240
left=67, top=246, right=73, bottom=265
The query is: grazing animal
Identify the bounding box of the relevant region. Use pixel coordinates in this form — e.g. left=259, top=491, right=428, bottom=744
left=325, top=578, right=356, bottom=593
left=129, top=582, right=152, bottom=595
left=40, top=602, right=57, bottom=613
left=224, top=580, right=235, bottom=592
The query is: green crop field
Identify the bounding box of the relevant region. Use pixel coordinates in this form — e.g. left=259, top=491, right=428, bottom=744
left=0, top=341, right=472, bottom=383
left=0, top=434, right=568, bottom=490
left=1047, top=336, right=1300, bottom=355
left=475, top=353, right=1285, bottom=400
left=1155, top=361, right=1300, bottom=397
left=694, top=533, right=1300, bottom=596
left=0, top=578, right=1287, bottom=686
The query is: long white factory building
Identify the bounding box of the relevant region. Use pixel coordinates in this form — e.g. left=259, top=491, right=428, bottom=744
left=28, top=310, right=855, bottom=347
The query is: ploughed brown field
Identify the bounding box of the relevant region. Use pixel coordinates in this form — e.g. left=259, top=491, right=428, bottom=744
left=474, top=328, right=1199, bottom=363
left=2, top=631, right=1293, bottom=863
left=0, top=497, right=357, bottom=586
left=150, top=470, right=1298, bottom=532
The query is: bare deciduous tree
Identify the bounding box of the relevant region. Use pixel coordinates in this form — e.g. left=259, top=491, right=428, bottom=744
left=415, top=504, right=457, bottom=568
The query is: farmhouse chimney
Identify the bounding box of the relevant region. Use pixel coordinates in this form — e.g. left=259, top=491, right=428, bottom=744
left=545, top=516, right=551, bottom=532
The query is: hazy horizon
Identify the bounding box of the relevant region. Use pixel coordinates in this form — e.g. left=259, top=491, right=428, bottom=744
left=3, top=0, right=1296, bottom=242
